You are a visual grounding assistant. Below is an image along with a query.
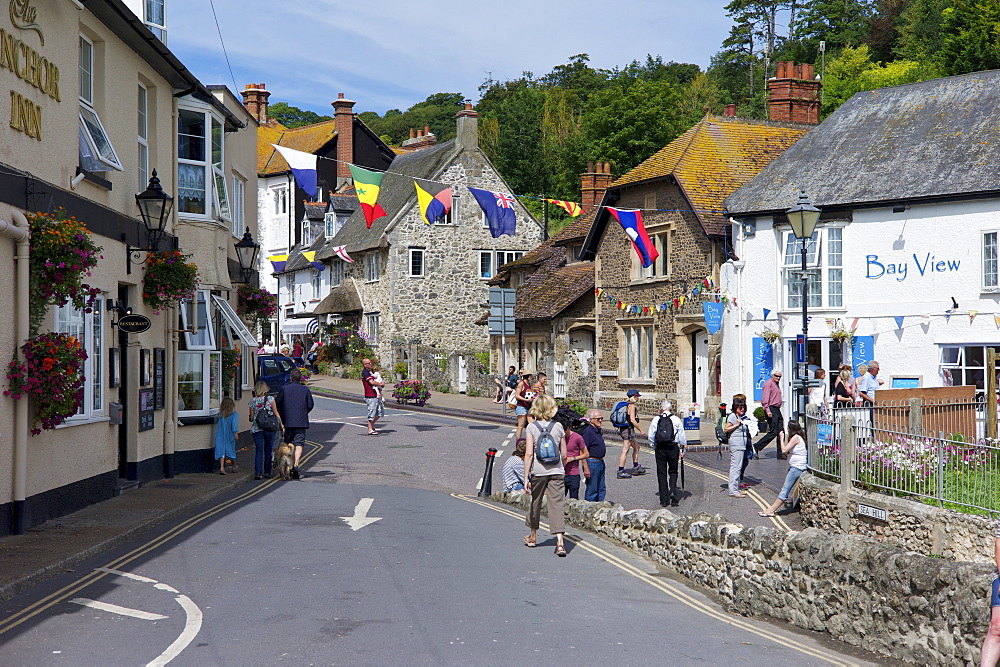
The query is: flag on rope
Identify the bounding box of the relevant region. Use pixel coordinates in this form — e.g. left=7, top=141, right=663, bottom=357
left=349, top=164, right=388, bottom=228
left=271, top=144, right=318, bottom=199
left=850, top=317, right=860, bottom=331
left=894, top=316, right=904, bottom=329
left=763, top=308, right=771, bottom=321
left=970, top=310, right=978, bottom=323
left=330, top=245, right=354, bottom=263
left=607, top=207, right=658, bottom=268
left=468, top=187, right=517, bottom=237
left=302, top=251, right=324, bottom=271
left=414, top=181, right=452, bottom=225
left=995, top=314, right=1000, bottom=328
left=267, top=254, right=289, bottom=273
left=547, top=199, right=583, bottom=217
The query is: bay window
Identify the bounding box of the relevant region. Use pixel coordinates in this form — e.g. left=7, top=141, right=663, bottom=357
left=54, top=303, right=104, bottom=421
left=231, top=175, right=245, bottom=238
left=782, top=227, right=843, bottom=310
left=178, top=106, right=228, bottom=220
left=79, top=35, right=122, bottom=172
left=178, top=351, right=221, bottom=414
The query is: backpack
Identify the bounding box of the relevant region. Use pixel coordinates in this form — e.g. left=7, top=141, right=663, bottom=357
left=534, top=421, right=561, bottom=464
left=610, top=401, right=630, bottom=428
left=715, top=413, right=730, bottom=444
left=653, top=413, right=677, bottom=448
left=254, top=400, right=281, bottom=432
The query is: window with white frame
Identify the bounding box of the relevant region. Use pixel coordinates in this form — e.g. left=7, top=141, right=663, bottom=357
left=178, top=350, right=221, bottom=414
left=285, top=277, right=295, bottom=304
left=940, top=345, right=987, bottom=390
left=178, top=106, right=227, bottom=219
left=331, top=259, right=344, bottom=287
left=78, top=35, right=122, bottom=172
left=983, top=231, right=998, bottom=291
left=144, top=0, right=167, bottom=42
left=435, top=194, right=458, bottom=225
left=54, top=303, right=104, bottom=420
left=364, top=312, right=380, bottom=345
left=782, top=227, right=843, bottom=309
left=621, top=323, right=654, bottom=380
left=366, top=252, right=381, bottom=282
left=409, top=248, right=425, bottom=277
left=325, top=210, right=351, bottom=238
left=311, top=270, right=322, bottom=299
left=212, top=118, right=230, bottom=221
left=632, top=232, right=670, bottom=280
left=231, top=175, right=245, bottom=238
left=180, top=291, right=215, bottom=350
left=478, top=250, right=493, bottom=279
left=137, top=84, right=148, bottom=192
left=496, top=250, right=523, bottom=270
left=273, top=186, right=287, bottom=215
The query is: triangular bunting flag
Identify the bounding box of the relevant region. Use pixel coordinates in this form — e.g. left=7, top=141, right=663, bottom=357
left=945, top=309, right=953, bottom=322
left=468, top=187, right=517, bottom=237
left=994, top=314, right=1000, bottom=328
left=271, top=144, right=318, bottom=199
left=349, top=164, right=388, bottom=228
left=267, top=254, right=288, bottom=273
left=763, top=308, right=771, bottom=321
left=547, top=199, right=583, bottom=217
left=969, top=310, right=978, bottom=323
left=414, top=181, right=453, bottom=225
left=607, top=207, right=658, bottom=269
left=894, top=316, right=904, bottom=329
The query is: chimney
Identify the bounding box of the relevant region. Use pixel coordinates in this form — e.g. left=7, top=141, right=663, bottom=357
left=580, top=160, right=614, bottom=209
left=455, top=100, right=478, bottom=151
left=401, top=126, right=437, bottom=152
left=332, top=92, right=356, bottom=187
left=725, top=103, right=736, bottom=117
left=767, top=62, right=821, bottom=125
left=241, top=83, right=270, bottom=124
left=409, top=128, right=416, bottom=139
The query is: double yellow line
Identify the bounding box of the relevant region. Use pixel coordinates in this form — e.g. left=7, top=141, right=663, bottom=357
left=0, top=442, right=323, bottom=636
left=454, top=493, right=856, bottom=666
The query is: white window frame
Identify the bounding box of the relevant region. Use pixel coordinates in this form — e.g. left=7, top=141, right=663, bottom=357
left=939, top=345, right=987, bottom=390
left=272, top=185, right=287, bottom=215
left=366, top=252, right=381, bottom=282
left=144, top=0, right=167, bottom=43
left=210, top=295, right=256, bottom=349
left=409, top=247, right=425, bottom=277
left=781, top=226, right=844, bottom=310
left=178, top=104, right=226, bottom=220
left=365, top=312, right=380, bottom=346
left=331, top=259, right=344, bottom=287
left=231, top=174, right=246, bottom=238
left=180, top=290, right=216, bottom=350
left=478, top=250, right=493, bottom=279
left=983, top=230, right=999, bottom=292
left=77, top=35, right=123, bottom=173
left=434, top=193, right=459, bottom=225
left=621, top=323, right=654, bottom=380
left=311, top=270, right=322, bottom=299
left=79, top=35, right=93, bottom=105
left=178, top=350, right=222, bottom=415
left=137, top=83, right=148, bottom=192
left=54, top=303, right=105, bottom=422
left=212, top=118, right=230, bottom=222
left=496, top=250, right=523, bottom=270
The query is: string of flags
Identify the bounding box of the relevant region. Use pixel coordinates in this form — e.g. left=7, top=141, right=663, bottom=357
left=267, top=246, right=354, bottom=273
left=594, top=276, right=719, bottom=315
left=746, top=309, right=1000, bottom=339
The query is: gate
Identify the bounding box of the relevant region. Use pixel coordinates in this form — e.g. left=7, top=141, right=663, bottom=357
left=553, top=363, right=566, bottom=399
left=458, top=355, right=468, bottom=394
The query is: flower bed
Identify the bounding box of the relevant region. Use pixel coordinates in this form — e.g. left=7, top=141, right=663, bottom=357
left=4, top=332, right=87, bottom=434
left=392, top=379, right=431, bottom=407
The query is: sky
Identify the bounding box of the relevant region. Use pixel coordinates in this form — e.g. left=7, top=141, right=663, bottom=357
left=168, top=0, right=733, bottom=117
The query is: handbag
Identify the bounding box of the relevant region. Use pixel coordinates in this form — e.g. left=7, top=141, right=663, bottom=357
left=254, top=399, right=281, bottom=432
left=506, top=391, right=518, bottom=408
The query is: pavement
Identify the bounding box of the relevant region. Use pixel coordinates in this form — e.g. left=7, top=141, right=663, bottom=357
left=0, top=374, right=797, bottom=602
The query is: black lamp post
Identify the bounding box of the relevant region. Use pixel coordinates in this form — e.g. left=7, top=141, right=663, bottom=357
left=234, top=227, right=260, bottom=284
left=786, top=190, right=821, bottom=420
left=128, top=170, right=174, bottom=273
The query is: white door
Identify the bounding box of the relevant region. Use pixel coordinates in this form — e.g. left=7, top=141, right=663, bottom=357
left=458, top=355, right=468, bottom=394
left=553, top=363, right=566, bottom=399
left=695, top=334, right=709, bottom=406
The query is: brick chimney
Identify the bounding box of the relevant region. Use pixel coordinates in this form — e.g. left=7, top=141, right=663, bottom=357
left=455, top=101, right=478, bottom=151
left=580, top=161, right=614, bottom=208
left=241, top=83, right=270, bottom=124
left=401, top=125, right=437, bottom=152
left=767, top=62, right=821, bottom=125
left=725, top=103, right=737, bottom=117
left=332, top=93, right=356, bottom=187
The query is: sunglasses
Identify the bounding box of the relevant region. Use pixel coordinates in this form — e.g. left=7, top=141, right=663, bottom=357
left=591, top=417, right=603, bottom=421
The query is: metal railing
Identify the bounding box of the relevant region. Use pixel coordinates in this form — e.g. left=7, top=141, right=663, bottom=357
left=831, top=395, right=993, bottom=441
left=804, top=412, right=840, bottom=481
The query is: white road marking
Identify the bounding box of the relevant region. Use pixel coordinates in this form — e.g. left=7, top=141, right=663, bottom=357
left=96, top=567, right=157, bottom=583
left=146, top=595, right=202, bottom=667
left=154, top=583, right=179, bottom=594
left=70, top=598, right=167, bottom=621
left=340, top=498, right=382, bottom=531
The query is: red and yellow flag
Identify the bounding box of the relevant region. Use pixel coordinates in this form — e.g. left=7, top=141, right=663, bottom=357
left=547, top=199, right=582, bottom=217
left=349, top=164, right=388, bottom=228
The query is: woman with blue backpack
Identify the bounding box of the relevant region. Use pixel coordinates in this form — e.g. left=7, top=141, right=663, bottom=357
left=522, top=395, right=569, bottom=556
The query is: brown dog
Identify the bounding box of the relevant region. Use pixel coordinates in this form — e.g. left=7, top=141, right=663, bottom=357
left=273, top=442, right=294, bottom=480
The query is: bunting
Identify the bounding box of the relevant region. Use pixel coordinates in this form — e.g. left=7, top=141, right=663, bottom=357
left=414, top=181, right=452, bottom=225
left=302, top=251, right=324, bottom=271
left=763, top=308, right=771, bottom=321
left=330, top=245, right=354, bottom=263
left=995, top=314, right=1000, bottom=329
left=271, top=145, right=318, bottom=199
left=349, top=164, right=388, bottom=228
left=267, top=254, right=289, bottom=273
left=894, top=316, right=904, bottom=329
left=547, top=199, right=583, bottom=217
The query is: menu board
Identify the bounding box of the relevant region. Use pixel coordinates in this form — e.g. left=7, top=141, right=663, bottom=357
left=153, top=348, right=165, bottom=410
left=139, top=388, right=154, bottom=432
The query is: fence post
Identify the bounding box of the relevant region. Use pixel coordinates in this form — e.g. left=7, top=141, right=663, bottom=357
left=839, top=415, right=855, bottom=533
left=988, top=348, right=998, bottom=439
left=908, top=397, right=922, bottom=434
left=937, top=431, right=945, bottom=508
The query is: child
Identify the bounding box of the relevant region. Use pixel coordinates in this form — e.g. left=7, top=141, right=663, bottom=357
left=215, top=396, right=239, bottom=474
left=372, top=368, right=385, bottom=403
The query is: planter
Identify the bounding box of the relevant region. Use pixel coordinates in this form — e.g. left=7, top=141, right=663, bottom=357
left=391, top=379, right=431, bottom=407
left=395, top=397, right=427, bottom=407
left=757, top=421, right=770, bottom=431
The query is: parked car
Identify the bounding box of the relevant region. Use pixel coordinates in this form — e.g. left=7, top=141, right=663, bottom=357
left=258, top=354, right=295, bottom=394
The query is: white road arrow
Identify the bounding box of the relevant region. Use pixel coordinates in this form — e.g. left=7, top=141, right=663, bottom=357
left=341, top=498, right=382, bottom=531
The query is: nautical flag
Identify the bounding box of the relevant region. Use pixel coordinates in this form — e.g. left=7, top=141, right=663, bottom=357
left=271, top=145, right=318, bottom=199
left=607, top=207, right=658, bottom=268
left=302, top=251, right=324, bottom=271
left=547, top=199, right=582, bottom=217
left=414, top=181, right=452, bottom=225
left=267, top=254, right=289, bottom=273
left=468, top=186, right=517, bottom=237
left=349, top=164, right=388, bottom=228
left=330, top=245, right=354, bottom=263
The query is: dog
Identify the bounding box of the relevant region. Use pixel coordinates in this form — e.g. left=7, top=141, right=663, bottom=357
left=272, top=442, right=295, bottom=480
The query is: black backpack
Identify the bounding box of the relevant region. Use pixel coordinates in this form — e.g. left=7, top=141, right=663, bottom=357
left=715, top=413, right=730, bottom=444
left=653, top=412, right=677, bottom=448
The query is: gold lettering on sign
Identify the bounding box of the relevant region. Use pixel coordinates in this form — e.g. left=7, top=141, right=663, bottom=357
left=0, top=27, right=58, bottom=101
left=10, top=89, right=41, bottom=140
left=8, top=0, right=43, bottom=46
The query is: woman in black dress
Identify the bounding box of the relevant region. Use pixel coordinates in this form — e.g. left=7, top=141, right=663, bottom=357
left=833, top=365, right=854, bottom=407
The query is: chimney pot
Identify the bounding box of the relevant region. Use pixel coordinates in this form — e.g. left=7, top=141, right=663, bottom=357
left=338, top=92, right=345, bottom=99
left=767, top=61, right=821, bottom=125
left=332, top=94, right=357, bottom=185
left=587, top=161, right=594, bottom=173
left=725, top=103, right=736, bottom=117
left=409, top=128, right=416, bottom=139
left=424, top=125, right=430, bottom=135
left=580, top=159, right=614, bottom=208
left=241, top=82, right=270, bottom=124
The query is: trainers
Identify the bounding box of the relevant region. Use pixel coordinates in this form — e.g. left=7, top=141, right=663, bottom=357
left=630, top=465, right=647, bottom=475
left=616, top=470, right=632, bottom=479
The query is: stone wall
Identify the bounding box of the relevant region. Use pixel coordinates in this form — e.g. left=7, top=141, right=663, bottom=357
left=495, top=491, right=991, bottom=664
left=799, top=472, right=996, bottom=564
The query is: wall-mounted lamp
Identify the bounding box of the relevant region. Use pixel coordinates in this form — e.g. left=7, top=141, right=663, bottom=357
left=892, top=205, right=907, bottom=213
left=127, top=170, right=174, bottom=274
left=742, top=218, right=756, bottom=236
left=234, top=227, right=260, bottom=284
left=70, top=168, right=86, bottom=190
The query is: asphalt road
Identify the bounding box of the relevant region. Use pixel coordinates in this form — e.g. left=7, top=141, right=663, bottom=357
left=0, top=396, right=872, bottom=665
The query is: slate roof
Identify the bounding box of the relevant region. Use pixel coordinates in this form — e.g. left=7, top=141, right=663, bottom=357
left=274, top=234, right=326, bottom=275
left=258, top=120, right=338, bottom=176
left=316, top=140, right=457, bottom=258
left=314, top=280, right=362, bottom=314
left=725, top=70, right=1000, bottom=215
left=612, top=115, right=809, bottom=236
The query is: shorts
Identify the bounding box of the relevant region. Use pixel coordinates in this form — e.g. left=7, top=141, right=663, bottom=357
left=619, top=426, right=636, bottom=441
left=366, top=397, right=384, bottom=421
left=285, top=427, right=306, bottom=447
left=992, top=573, right=1000, bottom=607
left=515, top=406, right=528, bottom=416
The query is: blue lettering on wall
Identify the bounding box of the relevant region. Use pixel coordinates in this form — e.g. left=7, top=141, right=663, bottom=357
left=865, top=253, right=960, bottom=281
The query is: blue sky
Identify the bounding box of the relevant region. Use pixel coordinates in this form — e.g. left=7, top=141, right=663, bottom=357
left=168, top=0, right=732, bottom=116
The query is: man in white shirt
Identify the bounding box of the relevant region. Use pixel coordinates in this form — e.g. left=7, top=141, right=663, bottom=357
left=858, top=361, right=881, bottom=405
left=648, top=400, right=687, bottom=508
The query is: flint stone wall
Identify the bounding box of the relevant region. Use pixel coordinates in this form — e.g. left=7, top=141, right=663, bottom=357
left=494, top=491, right=991, bottom=664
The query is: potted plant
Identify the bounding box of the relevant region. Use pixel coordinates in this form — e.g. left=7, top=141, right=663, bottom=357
left=391, top=379, right=431, bottom=406
left=760, top=329, right=781, bottom=345
left=237, top=284, right=278, bottom=334
left=4, top=332, right=88, bottom=435
left=143, top=250, right=198, bottom=314
left=830, top=324, right=854, bottom=347
left=753, top=406, right=769, bottom=430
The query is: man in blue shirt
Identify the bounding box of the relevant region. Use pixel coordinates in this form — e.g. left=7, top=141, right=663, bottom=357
left=582, top=410, right=608, bottom=502
left=858, top=361, right=881, bottom=406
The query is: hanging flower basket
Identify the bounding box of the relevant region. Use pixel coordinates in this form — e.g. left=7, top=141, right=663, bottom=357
left=4, top=333, right=87, bottom=435
left=760, top=329, right=781, bottom=344
left=143, top=251, right=198, bottom=314
left=392, top=379, right=431, bottom=407
left=27, top=210, right=103, bottom=335
left=236, top=284, right=278, bottom=333
left=830, top=327, right=854, bottom=345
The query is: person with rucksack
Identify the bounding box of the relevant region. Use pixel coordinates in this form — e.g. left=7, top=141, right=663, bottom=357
left=248, top=381, right=284, bottom=480
left=613, top=389, right=646, bottom=478
left=522, top=395, right=569, bottom=557
left=648, top=400, right=686, bottom=507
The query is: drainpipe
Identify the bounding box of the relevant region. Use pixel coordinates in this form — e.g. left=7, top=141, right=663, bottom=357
left=163, top=305, right=178, bottom=478
left=1, top=210, right=30, bottom=534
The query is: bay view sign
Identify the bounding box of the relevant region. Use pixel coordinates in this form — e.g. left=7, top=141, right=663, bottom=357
left=865, top=253, right=961, bottom=281
left=3, top=0, right=60, bottom=141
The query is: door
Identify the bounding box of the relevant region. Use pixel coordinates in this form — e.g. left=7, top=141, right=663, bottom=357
left=458, top=355, right=468, bottom=394
left=694, top=333, right=709, bottom=406
left=553, top=363, right=566, bottom=399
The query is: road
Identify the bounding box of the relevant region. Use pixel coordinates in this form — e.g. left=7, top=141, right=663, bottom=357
left=0, top=396, right=875, bottom=665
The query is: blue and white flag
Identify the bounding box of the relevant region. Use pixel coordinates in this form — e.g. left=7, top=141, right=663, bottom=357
left=468, top=186, right=517, bottom=237
left=272, top=144, right=318, bottom=199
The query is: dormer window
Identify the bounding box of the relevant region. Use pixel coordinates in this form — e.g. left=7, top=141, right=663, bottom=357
left=144, top=0, right=167, bottom=43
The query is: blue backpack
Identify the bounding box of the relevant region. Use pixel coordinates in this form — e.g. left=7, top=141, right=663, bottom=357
left=534, top=421, right=561, bottom=464
left=610, top=400, right=630, bottom=428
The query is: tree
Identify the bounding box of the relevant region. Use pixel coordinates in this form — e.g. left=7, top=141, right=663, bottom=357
left=354, top=93, right=466, bottom=145
left=791, top=0, right=878, bottom=60
left=938, top=0, right=1000, bottom=75
left=821, top=45, right=943, bottom=115
left=894, top=0, right=950, bottom=61
left=268, top=102, right=332, bottom=128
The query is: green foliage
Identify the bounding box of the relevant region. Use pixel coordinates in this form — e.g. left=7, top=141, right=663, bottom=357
left=269, top=102, right=332, bottom=128
left=317, top=361, right=332, bottom=375
left=394, top=361, right=408, bottom=380
left=558, top=398, right=591, bottom=415
left=894, top=0, right=950, bottom=61
left=467, top=387, right=481, bottom=397
left=432, top=380, right=451, bottom=394
left=473, top=351, right=490, bottom=371
left=357, top=92, right=465, bottom=145
left=753, top=407, right=767, bottom=421
left=221, top=349, right=240, bottom=396
left=821, top=45, right=943, bottom=115
left=938, top=0, right=1000, bottom=75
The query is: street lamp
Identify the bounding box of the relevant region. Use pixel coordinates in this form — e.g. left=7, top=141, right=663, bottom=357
left=128, top=170, right=174, bottom=273
left=234, top=227, right=260, bottom=284
left=786, top=190, right=821, bottom=420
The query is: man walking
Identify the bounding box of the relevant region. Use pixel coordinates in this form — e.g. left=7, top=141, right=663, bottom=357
left=616, top=389, right=646, bottom=478
left=857, top=360, right=880, bottom=406
left=754, top=369, right=785, bottom=457
left=361, top=358, right=384, bottom=435
left=649, top=400, right=686, bottom=507
left=276, top=368, right=314, bottom=479
left=582, top=410, right=608, bottom=502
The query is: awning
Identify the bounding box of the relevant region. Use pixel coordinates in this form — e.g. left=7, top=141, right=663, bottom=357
left=211, top=295, right=257, bottom=348
left=282, top=318, right=321, bottom=336
left=313, top=280, right=362, bottom=314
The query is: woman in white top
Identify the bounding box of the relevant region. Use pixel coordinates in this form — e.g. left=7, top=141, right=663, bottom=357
left=758, top=420, right=808, bottom=517
left=809, top=368, right=829, bottom=417
left=522, top=395, right=569, bottom=556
